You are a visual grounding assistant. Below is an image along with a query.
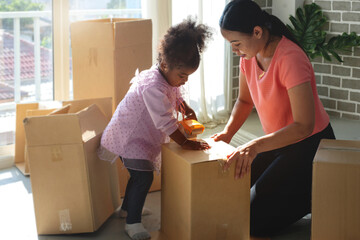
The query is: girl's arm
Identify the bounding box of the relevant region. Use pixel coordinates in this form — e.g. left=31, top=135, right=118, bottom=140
left=225, top=81, right=315, bottom=179
left=212, top=72, right=254, bottom=143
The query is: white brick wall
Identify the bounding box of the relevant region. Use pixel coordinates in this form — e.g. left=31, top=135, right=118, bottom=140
left=231, top=0, right=360, bottom=120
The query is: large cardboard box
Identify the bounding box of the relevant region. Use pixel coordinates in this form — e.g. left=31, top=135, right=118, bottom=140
left=70, top=18, right=152, bottom=111
left=24, top=104, right=117, bottom=234
left=159, top=139, right=250, bottom=240
left=312, top=139, right=360, bottom=240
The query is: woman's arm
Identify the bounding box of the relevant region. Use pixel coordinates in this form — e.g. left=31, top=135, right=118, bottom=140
left=225, top=81, right=315, bottom=179
left=212, top=72, right=254, bottom=143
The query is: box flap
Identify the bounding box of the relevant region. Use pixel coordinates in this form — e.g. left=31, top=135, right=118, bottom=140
left=315, top=139, right=360, bottom=165
left=26, top=108, right=57, bottom=116
left=162, top=139, right=235, bottom=165
left=63, top=97, right=112, bottom=121
left=24, top=114, right=82, bottom=147
left=15, top=103, right=39, bottom=164
left=77, top=104, right=108, bottom=142
left=113, top=19, right=152, bottom=49
left=49, top=104, right=71, bottom=115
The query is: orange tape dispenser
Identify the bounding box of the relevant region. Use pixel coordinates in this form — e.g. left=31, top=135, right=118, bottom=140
left=180, top=119, right=205, bottom=136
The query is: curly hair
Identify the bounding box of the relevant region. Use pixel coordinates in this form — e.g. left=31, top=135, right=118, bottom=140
left=157, top=17, right=213, bottom=70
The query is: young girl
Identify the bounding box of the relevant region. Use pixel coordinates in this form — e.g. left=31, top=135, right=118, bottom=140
left=98, top=18, right=212, bottom=240
left=213, top=0, right=335, bottom=239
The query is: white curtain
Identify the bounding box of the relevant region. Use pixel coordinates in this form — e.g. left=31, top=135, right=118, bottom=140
left=143, top=0, right=231, bottom=127
left=141, top=0, right=172, bottom=63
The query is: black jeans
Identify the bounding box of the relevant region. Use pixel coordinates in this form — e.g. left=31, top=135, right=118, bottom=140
left=250, top=124, right=335, bottom=237
left=121, top=168, right=153, bottom=224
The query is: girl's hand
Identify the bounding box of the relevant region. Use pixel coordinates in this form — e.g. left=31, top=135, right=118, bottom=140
left=223, top=141, right=258, bottom=179
left=179, top=100, right=197, bottom=120
left=210, top=130, right=233, bottom=144
left=181, top=139, right=211, bottom=150
left=184, top=110, right=197, bottom=120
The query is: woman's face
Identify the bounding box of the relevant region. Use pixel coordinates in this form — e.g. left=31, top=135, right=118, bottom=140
left=160, top=63, right=198, bottom=87
left=221, top=27, right=263, bottom=60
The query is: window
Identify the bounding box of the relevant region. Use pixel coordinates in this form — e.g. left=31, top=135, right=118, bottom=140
left=0, top=0, right=141, bottom=149
left=0, top=0, right=53, bottom=146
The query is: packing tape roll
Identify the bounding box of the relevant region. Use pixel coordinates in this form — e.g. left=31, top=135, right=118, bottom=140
left=216, top=223, right=228, bottom=239
left=59, top=209, right=72, bottom=232
left=51, top=146, right=63, bottom=162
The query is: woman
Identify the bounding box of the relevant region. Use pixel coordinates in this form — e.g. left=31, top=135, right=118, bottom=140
left=212, top=0, right=335, bottom=238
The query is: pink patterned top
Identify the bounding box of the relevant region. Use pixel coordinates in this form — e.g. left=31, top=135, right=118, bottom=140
left=98, top=65, right=183, bottom=171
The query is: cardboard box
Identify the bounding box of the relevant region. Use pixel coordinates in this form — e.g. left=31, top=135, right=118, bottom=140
left=159, top=139, right=250, bottom=240
left=70, top=18, right=152, bottom=111
left=15, top=103, right=58, bottom=175
left=24, top=104, right=117, bottom=234
left=312, top=139, right=360, bottom=240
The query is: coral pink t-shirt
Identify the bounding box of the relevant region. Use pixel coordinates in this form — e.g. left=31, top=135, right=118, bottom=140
left=240, top=36, right=329, bottom=135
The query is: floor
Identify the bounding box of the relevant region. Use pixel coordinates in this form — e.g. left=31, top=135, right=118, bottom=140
left=0, top=111, right=359, bottom=240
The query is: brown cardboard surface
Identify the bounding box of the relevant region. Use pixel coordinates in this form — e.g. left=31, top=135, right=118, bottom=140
left=70, top=18, right=152, bottom=111
left=161, top=139, right=250, bottom=240
left=24, top=104, right=116, bottom=234
left=15, top=103, right=58, bottom=175
left=23, top=108, right=57, bottom=174
left=312, top=139, right=360, bottom=240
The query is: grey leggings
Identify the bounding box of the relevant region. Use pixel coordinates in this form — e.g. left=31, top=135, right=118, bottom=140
left=250, top=124, right=335, bottom=237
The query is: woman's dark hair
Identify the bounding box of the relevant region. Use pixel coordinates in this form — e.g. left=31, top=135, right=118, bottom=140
left=219, top=0, right=303, bottom=50
left=158, top=17, right=213, bottom=70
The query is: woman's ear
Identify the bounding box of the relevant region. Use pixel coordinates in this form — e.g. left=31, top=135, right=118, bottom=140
left=253, top=26, right=263, bottom=39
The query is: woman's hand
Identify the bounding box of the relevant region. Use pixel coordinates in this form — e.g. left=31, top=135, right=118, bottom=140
left=210, top=130, right=233, bottom=144
left=181, top=139, right=211, bottom=150
left=224, top=141, right=258, bottom=179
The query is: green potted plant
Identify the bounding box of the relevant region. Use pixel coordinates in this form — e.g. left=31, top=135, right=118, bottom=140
left=286, top=3, right=360, bottom=62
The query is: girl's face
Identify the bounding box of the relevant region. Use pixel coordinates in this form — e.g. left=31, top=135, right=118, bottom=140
left=221, top=27, right=264, bottom=60
left=160, top=63, right=198, bottom=87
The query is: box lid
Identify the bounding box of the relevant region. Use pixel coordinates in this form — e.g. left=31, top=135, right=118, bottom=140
left=24, top=104, right=107, bottom=147
left=70, top=18, right=152, bottom=49
left=314, top=139, right=360, bottom=165
left=162, top=139, right=235, bottom=165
